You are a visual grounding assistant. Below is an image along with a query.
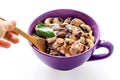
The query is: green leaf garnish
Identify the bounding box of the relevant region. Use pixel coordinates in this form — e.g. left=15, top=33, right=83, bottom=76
left=36, top=27, right=55, bottom=38
left=36, top=21, right=46, bottom=28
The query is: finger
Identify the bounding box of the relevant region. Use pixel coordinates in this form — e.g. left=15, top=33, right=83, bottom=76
left=9, top=31, right=18, bottom=36
left=4, top=31, right=19, bottom=44
left=0, top=39, right=10, bottom=48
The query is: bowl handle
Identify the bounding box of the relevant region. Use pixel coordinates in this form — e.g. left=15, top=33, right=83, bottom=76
left=88, top=40, right=114, bottom=61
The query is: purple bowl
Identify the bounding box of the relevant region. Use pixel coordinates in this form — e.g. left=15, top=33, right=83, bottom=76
left=28, top=9, right=114, bottom=70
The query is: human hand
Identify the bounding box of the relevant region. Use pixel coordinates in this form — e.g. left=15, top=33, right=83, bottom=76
left=0, top=18, right=19, bottom=48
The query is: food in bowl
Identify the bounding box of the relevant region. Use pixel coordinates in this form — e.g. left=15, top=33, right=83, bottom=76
left=33, top=17, right=95, bottom=57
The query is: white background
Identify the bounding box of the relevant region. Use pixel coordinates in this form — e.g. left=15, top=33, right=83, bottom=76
left=0, top=0, right=119, bottom=80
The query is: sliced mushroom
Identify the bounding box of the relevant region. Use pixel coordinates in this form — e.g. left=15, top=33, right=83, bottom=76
left=79, top=37, right=86, bottom=44
left=65, top=38, right=75, bottom=45
left=54, top=27, right=67, bottom=31
left=70, top=41, right=85, bottom=55
left=80, top=24, right=92, bottom=34
left=51, top=38, right=64, bottom=49
left=65, top=53, right=71, bottom=57
left=56, top=31, right=67, bottom=38
left=50, top=50, right=65, bottom=56
left=46, top=37, right=57, bottom=43
left=53, top=17, right=63, bottom=24
left=86, top=38, right=94, bottom=48
left=82, top=33, right=95, bottom=41
left=72, top=27, right=83, bottom=36
left=69, top=34, right=77, bottom=40
left=64, top=17, right=72, bottom=24
left=70, top=18, right=84, bottom=27
left=56, top=38, right=64, bottom=44
left=49, top=23, right=67, bottom=32
left=66, top=24, right=75, bottom=32
left=44, top=18, right=54, bottom=26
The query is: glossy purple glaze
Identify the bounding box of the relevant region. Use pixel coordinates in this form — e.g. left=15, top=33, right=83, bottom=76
left=28, top=9, right=114, bottom=70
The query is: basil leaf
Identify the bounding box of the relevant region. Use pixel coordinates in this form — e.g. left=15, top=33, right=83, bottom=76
left=36, top=21, right=45, bottom=28
left=36, top=27, right=55, bottom=38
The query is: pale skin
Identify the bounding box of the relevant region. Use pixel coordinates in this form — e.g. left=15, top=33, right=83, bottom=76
left=0, top=18, right=19, bottom=48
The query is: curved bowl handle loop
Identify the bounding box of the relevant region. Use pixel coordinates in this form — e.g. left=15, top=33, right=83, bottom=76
left=88, top=40, right=114, bottom=61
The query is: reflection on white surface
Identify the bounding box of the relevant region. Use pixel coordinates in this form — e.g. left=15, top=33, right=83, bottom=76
left=34, top=63, right=110, bottom=80
left=0, top=0, right=120, bottom=80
